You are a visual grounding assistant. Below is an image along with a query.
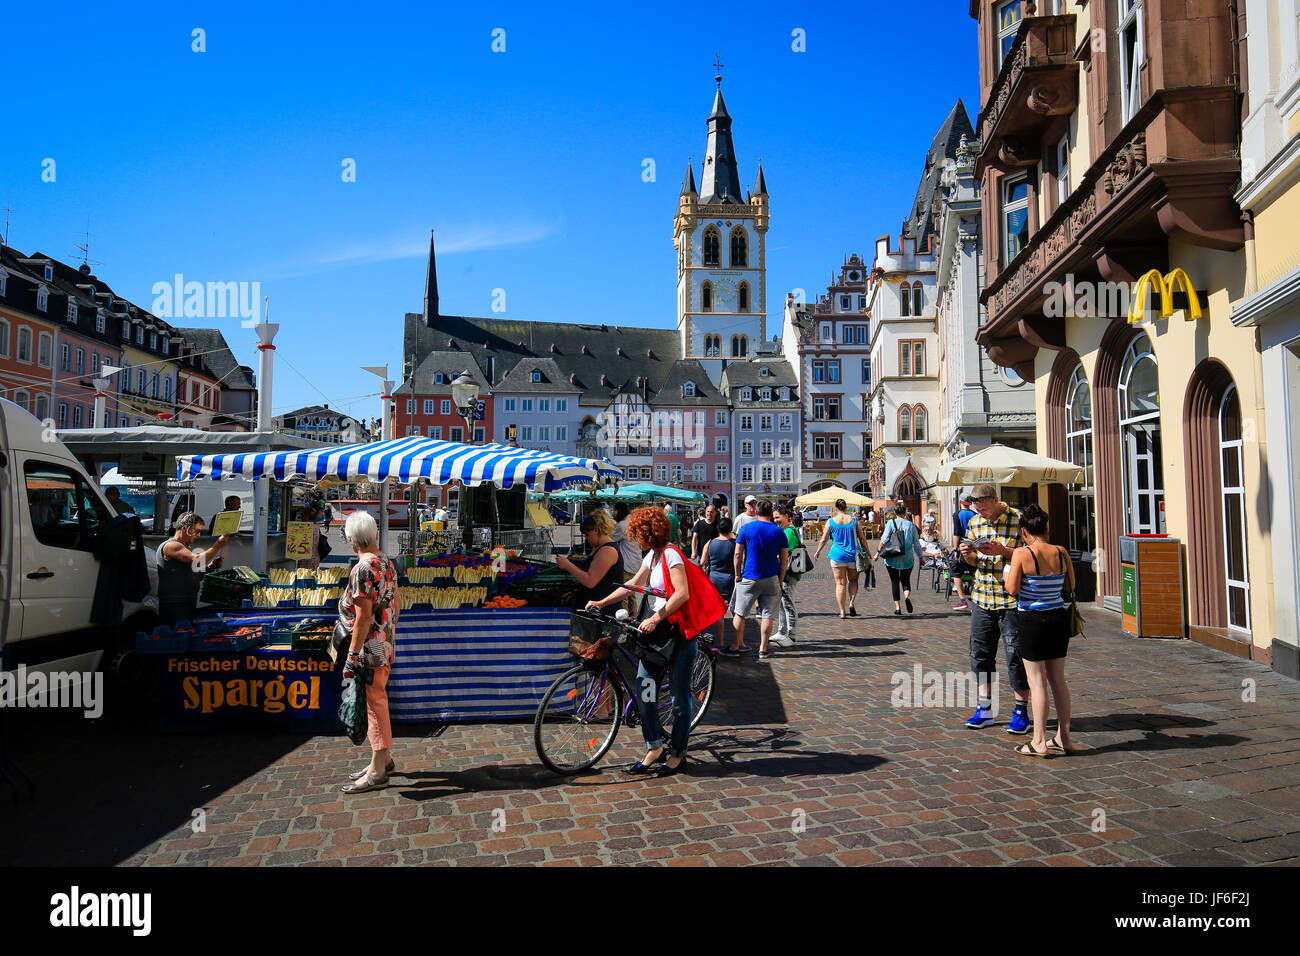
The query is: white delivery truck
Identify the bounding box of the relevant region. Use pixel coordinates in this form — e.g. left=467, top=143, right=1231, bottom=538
left=0, top=398, right=157, bottom=678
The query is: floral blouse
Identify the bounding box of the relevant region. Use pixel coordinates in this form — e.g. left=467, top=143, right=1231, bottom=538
left=338, top=552, right=399, bottom=666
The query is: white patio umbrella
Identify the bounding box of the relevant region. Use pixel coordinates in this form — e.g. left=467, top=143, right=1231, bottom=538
left=935, top=444, right=1084, bottom=487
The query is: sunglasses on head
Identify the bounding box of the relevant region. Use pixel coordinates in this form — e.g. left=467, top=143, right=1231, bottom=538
left=970, top=495, right=997, bottom=504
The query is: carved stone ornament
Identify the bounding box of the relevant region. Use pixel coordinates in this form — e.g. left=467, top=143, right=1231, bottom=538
left=998, top=137, right=1038, bottom=166
left=1027, top=85, right=1061, bottom=115
left=1103, top=132, right=1147, bottom=196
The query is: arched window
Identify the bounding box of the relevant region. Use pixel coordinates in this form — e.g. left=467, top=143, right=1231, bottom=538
left=900, top=283, right=911, bottom=316
left=702, top=282, right=713, bottom=312
left=899, top=405, right=912, bottom=442
left=1118, top=332, right=1163, bottom=534
left=731, top=335, right=748, bottom=357
left=730, top=227, right=748, bottom=267
left=1064, top=364, right=1095, bottom=552
left=683, top=381, right=696, bottom=397
left=703, top=227, right=720, bottom=266
left=913, top=284, right=923, bottom=316
left=738, top=282, right=750, bottom=312
left=531, top=369, right=542, bottom=382
left=913, top=405, right=927, bottom=442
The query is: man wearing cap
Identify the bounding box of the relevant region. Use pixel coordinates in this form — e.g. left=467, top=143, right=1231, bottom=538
left=952, top=494, right=977, bottom=611
left=732, top=495, right=759, bottom=534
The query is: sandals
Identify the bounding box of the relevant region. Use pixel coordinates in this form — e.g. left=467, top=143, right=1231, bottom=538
left=349, top=759, right=396, bottom=780
left=341, top=771, right=389, bottom=793
left=1047, top=734, right=1074, bottom=755
left=1014, top=741, right=1052, bottom=759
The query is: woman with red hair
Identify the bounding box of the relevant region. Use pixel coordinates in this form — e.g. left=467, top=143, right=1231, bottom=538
left=587, top=505, right=695, bottom=776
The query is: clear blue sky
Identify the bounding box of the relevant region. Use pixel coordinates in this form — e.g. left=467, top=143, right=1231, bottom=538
left=3, top=1, right=979, bottom=423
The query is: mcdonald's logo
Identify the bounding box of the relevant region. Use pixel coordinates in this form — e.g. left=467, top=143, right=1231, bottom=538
left=1042, top=468, right=1057, bottom=480
left=978, top=467, right=993, bottom=479
left=1127, top=268, right=1204, bottom=324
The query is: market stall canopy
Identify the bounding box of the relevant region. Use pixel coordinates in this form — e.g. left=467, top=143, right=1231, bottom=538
left=548, top=482, right=706, bottom=504
left=57, top=427, right=324, bottom=457
left=794, top=487, right=875, bottom=508
left=176, top=435, right=623, bottom=492
left=934, top=444, right=1084, bottom=487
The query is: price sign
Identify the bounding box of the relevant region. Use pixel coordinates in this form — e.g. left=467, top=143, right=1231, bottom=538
left=285, top=521, right=314, bottom=560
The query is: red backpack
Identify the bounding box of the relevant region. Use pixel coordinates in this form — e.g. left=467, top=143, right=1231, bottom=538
left=660, top=545, right=728, bottom=639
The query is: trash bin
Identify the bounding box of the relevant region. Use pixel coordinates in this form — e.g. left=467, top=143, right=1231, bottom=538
left=1119, top=534, right=1186, bottom=639
left=1070, top=552, right=1096, bottom=603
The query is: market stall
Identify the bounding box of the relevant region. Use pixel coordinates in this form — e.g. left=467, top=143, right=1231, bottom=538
left=154, top=435, right=621, bottom=727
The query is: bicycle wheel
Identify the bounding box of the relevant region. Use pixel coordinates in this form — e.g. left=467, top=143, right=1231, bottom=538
left=656, top=641, right=717, bottom=736
left=534, top=663, right=625, bottom=775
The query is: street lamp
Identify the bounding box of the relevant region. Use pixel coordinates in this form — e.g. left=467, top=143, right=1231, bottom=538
left=450, top=370, right=480, bottom=441
left=450, top=370, right=483, bottom=550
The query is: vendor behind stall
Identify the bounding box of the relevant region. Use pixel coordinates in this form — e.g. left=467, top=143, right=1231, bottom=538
left=157, top=511, right=229, bottom=627
left=555, top=509, right=623, bottom=607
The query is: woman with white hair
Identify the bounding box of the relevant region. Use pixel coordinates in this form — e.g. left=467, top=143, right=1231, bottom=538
left=337, top=511, right=401, bottom=793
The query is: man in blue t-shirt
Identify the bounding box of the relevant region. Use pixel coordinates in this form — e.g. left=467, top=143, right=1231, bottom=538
left=728, top=499, right=789, bottom=661
left=952, top=494, right=977, bottom=610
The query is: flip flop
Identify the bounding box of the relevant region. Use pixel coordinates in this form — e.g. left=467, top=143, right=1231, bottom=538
left=341, top=771, right=389, bottom=793
left=1047, top=735, right=1074, bottom=755
left=1015, top=742, right=1052, bottom=758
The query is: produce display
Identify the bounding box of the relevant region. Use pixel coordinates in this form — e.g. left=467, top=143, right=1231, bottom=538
left=483, top=595, right=527, bottom=609
left=297, top=586, right=342, bottom=607
left=266, top=567, right=297, bottom=586
left=402, top=585, right=490, bottom=609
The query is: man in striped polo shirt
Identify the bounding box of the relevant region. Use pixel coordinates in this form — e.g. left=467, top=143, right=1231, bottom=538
left=958, top=483, right=1030, bottom=733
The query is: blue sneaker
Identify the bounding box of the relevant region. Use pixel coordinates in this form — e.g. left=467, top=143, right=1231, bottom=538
left=1006, top=704, right=1030, bottom=735
left=964, top=706, right=995, bottom=729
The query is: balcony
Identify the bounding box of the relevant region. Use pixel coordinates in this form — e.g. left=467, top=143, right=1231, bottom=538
left=976, top=14, right=1078, bottom=175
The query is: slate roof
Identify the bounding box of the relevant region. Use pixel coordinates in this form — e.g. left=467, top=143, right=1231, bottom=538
left=177, top=328, right=256, bottom=391
left=699, top=88, right=745, bottom=205
left=494, top=357, right=580, bottom=393
left=904, top=100, right=975, bottom=246
left=403, top=313, right=679, bottom=407
left=719, top=358, right=798, bottom=389
left=393, top=349, right=492, bottom=396
left=650, top=359, right=728, bottom=406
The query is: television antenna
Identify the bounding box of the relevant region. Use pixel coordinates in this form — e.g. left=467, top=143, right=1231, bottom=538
left=73, top=228, right=102, bottom=271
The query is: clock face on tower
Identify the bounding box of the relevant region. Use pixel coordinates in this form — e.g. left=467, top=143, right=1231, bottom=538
left=714, top=278, right=738, bottom=300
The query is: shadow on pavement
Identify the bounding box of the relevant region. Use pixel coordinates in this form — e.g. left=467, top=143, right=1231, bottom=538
left=1067, top=713, right=1249, bottom=755
left=687, top=726, right=887, bottom=778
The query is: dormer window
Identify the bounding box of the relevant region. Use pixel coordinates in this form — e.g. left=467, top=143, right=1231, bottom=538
left=532, top=369, right=542, bottom=383
left=44, top=265, right=53, bottom=281
left=683, top=381, right=696, bottom=397
left=780, top=388, right=790, bottom=400
left=67, top=301, right=77, bottom=323
left=121, top=319, right=130, bottom=338
left=0, top=269, right=7, bottom=295
left=150, top=332, right=158, bottom=350
left=761, top=388, right=771, bottom=401
left=136, top=326, right=144, bottom=345
left=760, top=366, right=770, bottom=377
left=95, top=309, right=105, bottom=333
left=741, top=388, right=752, bottom=401
left=37, top=286, right=48, bottom=312
left=162, top=337, right=169, bottom=355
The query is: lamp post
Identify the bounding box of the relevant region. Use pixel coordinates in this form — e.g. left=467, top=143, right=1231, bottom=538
left=450, top=370, right=482, bottom=550
left=253, top=311, right=280, bottom=572
left=362, top=364, right=394, bottom=553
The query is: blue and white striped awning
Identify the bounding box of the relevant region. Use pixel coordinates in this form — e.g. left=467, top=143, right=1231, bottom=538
left=175, top=435, right=622, bottom=492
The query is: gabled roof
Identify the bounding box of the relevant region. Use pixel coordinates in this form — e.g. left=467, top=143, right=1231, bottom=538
left=176, top=328, right=256, bottom=391
left=394, top=349, right=492, bottom=396
left=403, top=313, right=679, bottom=406
left=719, top=358, right=798, bottom=389
left=651, top=359, right=727, bottom=406
left=904, top=100, right=975, bottom=246
left=494, top=357, right=579, bottom=393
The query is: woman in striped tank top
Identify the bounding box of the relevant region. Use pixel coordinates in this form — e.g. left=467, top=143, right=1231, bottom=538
left=1004, top=504, right=1076, bottom=758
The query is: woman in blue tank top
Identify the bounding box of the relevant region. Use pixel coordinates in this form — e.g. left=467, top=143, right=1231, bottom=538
left=1004, top=504, right=1077, bottom=758
left=812, top=498, right=867, bottom=618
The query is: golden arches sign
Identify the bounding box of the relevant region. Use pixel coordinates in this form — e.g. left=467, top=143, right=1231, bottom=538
left=1126, top=268, right=1204, bottom=324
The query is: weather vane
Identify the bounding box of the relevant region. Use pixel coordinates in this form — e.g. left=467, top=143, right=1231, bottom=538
left=713, top=53, right=724, bottom=87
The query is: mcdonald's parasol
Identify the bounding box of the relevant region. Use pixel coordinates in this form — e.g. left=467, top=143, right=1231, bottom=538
left=935, top=444, right=1085, bottom=488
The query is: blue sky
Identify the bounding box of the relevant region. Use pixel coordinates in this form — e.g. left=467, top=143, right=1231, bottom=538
left=3, top=1, right=979, bottom=423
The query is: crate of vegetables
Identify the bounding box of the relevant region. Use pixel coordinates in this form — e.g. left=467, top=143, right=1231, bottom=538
left=483, top=595, right=527, bottom=609
left=198, top=566, right=262, bottom=608
left=135, top=625, right=194, bottom=654
left=288, top=617, right=335, bottom=654
left=190, top=623, right=269, bottom=653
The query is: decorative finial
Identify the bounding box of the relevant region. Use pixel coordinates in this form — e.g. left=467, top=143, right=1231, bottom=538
left=713, top=53, right=724, bottom=87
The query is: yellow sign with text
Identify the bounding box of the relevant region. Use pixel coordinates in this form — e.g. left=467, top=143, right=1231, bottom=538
left=285, top=521, right=314, bottom=560
left=1127, top=269, right=1203, bottom=324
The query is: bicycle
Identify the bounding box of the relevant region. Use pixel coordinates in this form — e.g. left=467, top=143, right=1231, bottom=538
left=533, top=608, right=718, bottom=775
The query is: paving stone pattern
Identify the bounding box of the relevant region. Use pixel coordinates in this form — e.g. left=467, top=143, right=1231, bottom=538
left=9, top=561, right=1300, bottom=866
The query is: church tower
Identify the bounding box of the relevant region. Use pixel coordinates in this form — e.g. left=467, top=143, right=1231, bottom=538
left=675, top=68, right=769, bottom=386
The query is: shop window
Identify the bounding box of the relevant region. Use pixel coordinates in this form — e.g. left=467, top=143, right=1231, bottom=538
left=1118, top=333, right=1163, bottom=534
left=1219, top=384, right=1250, bottom=630
left=1064, top=364, right=1096, bottom=553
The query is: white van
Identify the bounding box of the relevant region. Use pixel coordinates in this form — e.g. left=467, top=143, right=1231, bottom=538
left=0, top=398, right=156, bottom=676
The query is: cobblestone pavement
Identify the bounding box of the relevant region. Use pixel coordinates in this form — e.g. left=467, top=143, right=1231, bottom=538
left=9, top=562, right=1300, bottom=866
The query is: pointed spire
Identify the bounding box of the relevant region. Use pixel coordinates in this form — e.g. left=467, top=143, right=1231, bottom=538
left=423, top=229, right=439, bottom=327
left=753, top=161, right=768, bottom=197
left=699, top=74, right=743, bottom=205
left=681, top=160, right=697, bottom=197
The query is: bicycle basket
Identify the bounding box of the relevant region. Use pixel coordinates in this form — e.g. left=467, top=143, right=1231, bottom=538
left=568, top=610, right=625, bottom=660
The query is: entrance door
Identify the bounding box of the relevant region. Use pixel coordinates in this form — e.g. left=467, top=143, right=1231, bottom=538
left=1119, top=334, right=1164, bottom=534
left=1219, top=385, right=1250, bottom=630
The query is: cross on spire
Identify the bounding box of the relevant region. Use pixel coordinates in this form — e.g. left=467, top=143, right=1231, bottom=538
left=713, top=53, right=724, bottom=87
